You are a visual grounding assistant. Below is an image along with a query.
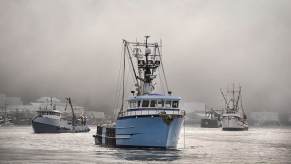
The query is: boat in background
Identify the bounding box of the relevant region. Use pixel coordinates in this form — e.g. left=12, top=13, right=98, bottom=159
left=0, top=103, right=14, bottom=127
left=220, top=84, right=248, bottom=131
left=200, top=105, right=222, bottom=128
left=32, top=97, right=90, bottom=133
left=94, top=36, right=185, bottom=149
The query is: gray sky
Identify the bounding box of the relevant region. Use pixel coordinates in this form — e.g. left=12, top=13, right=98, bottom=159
left=0, top=0, right=291, bottom=113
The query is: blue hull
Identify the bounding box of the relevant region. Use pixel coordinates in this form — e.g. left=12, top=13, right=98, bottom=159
left=116, top=115, right=184, bottom=149
left=32, top=119, right=90, bottom=133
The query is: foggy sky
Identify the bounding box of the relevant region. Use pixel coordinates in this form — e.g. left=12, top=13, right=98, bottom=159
left=0, top=0, right=291, bottom=113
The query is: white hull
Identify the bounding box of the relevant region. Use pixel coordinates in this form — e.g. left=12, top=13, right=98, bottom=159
left=222, top=114, right=248, bottom=131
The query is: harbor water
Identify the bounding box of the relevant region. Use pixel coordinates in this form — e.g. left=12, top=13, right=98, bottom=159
left=0, top=126, right=290, bottom=163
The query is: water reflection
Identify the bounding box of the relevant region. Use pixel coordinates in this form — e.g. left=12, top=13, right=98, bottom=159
left=112, top=148, right=182, bottom=161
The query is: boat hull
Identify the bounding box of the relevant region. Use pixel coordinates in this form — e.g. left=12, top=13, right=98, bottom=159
left=116, top=115, right=184, bottom=149
left=222, top=115, right=248, bottom=131
left=222, top=127, right=248, bottom=131
left=201, top=119, right=221, bottom=128
left=32, top=116, right=90, bottom=133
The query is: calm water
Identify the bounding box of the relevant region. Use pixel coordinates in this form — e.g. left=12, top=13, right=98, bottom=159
left=0, top=126, right=290, bottom=163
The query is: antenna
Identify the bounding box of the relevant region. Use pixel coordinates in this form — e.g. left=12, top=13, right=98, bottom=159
left=145, top=35, right=150, bottom=48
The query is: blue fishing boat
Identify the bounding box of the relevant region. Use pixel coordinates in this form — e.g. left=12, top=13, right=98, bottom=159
left=94, top=36, right=185, bottom=149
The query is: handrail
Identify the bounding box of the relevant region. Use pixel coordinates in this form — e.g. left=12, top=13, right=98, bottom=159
left=118, top=109, right=185, bottom=117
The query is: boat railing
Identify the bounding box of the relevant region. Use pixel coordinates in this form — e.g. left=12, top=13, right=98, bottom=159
left=118, top=109, right=185, bottom=117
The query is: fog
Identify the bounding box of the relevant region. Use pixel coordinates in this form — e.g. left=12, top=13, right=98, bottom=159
left=0, top=0, right=291, bottom=114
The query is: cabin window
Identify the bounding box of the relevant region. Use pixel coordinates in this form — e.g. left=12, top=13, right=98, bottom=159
left=157, top=100, right=164, bottom=107
left=165, top=101, right=171, bottom=108
left=142, top=100, right=149, bottom=107
left=150, top=100, right=157, bottom=107
left=172, top=101, right=179, bottom=108
left=129, top=101, right=137, bottom=108
left=137, top=101, right=141, bottom=107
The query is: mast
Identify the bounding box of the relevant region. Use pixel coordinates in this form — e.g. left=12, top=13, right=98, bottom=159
left=235, top=86, right=242, bottom=112
left=121, top=36, right=164, bottom=96
left=232, top=83, right=235, bottom=110
left=65, top=97, right=76, bottom=128
left=120, top=42, right=126, bottom=113
left=221, top=84, right=245, bottom=114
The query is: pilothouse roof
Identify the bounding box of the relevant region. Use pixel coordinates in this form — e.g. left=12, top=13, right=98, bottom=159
left=128, top=93, right=181, bottom=101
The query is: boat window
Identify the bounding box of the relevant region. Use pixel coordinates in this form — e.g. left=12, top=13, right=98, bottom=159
left=172, top=101, right=179, bottom=108
left=150, top=100, right=157, bottom=107
left=129, top=101, right=137, bottom=108
left=142, top=100, right=149, bottom=107
left=137, top=100, right=141, bottom=107
left=157, top=100, right=164, bottom=107
left=165, top=100, right=171, bottom=108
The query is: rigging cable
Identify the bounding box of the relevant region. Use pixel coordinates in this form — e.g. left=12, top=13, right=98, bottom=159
left=112, top=44, right=124, bottom=119
left=157, top=46, right=169, bottom=93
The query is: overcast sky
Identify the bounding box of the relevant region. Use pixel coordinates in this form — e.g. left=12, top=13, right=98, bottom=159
left=0, top=0, right=290, bottom=113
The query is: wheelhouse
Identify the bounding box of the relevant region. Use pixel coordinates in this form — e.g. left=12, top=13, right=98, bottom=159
left=118, top=94, right=184, bottom=117
left=127, top=94, right=180, bottom=109
left=37, top=110, right=61, bottom=117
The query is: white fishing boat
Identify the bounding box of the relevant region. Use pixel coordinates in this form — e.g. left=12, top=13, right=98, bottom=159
left=220, top=85, right=248, bottom=131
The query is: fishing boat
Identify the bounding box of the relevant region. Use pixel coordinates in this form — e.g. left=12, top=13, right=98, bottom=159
left=220, top=85, right=248, bottom=131
left=32, top=97, right=90, bottom=133
left=0, top=103, right=14, bottom=127
left=94, top=36, right=185, bottom=149
left=200, top=106, right=222, bottom=128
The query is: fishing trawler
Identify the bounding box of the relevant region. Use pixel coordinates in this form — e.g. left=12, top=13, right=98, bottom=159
left=32, top=97, right=90, bottom=133
left=201, top=106, right=222, bottom=128
left=0, top=103, right=14, bottom=127
left=94, top=36, right=185, bottom=149
left=220, top=85, right=248, bottom=131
